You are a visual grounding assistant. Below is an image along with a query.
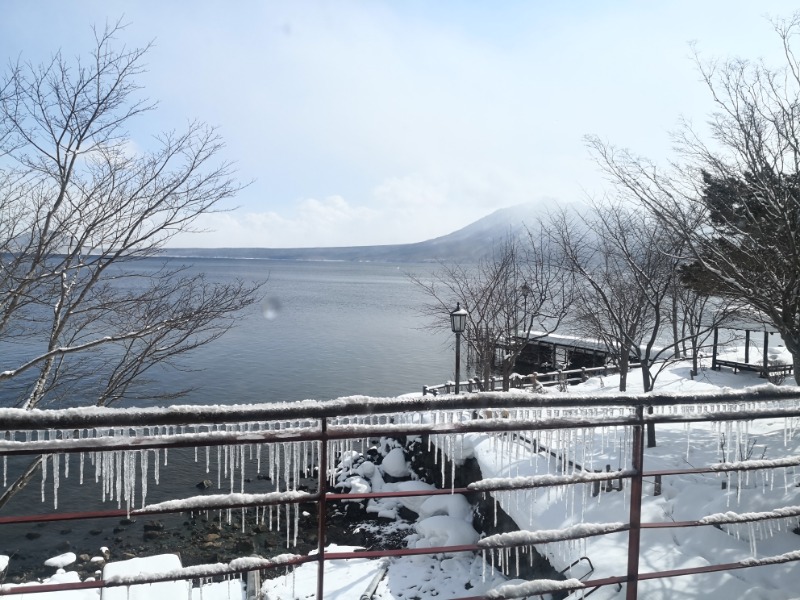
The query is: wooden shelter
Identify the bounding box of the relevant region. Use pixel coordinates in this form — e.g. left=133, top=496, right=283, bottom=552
left=710, top=319, right=793, bottom=378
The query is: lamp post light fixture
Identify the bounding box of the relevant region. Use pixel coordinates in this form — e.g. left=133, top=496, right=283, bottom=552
left=450, top=302, right=468, bottom=394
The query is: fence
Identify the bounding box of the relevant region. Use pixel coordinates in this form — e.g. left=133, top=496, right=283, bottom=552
left=1, top=387, right=800, bottom=599
left=422, top=363, right=638, bottom=395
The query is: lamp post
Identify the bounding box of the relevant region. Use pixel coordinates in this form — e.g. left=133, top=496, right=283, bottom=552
left=520, top=282, right=531, bottom=333
left=450, top=303, right=468, bottom=394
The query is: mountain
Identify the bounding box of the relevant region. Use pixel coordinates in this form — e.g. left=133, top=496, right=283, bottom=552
left=162, top=203, right=545, bottom=263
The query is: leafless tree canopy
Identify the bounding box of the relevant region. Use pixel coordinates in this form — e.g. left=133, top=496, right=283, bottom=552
left=547, top=201, right=681, bottom=394
left=0, top=23, right=263, bottom=409
left=410, top=232, right=574, bottom=391
left=586, top=15, right=800, bottom=384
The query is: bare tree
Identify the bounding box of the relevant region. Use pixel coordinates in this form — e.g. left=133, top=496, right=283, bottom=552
left=0, top=23, right=264, bottom=512
left=410, top=233, right=573, bottom=391
left=0, top=25, right=263, bottom=409
left=585, top=15, right=800, bottom=385
left=549, top=201, right=679, bottom=393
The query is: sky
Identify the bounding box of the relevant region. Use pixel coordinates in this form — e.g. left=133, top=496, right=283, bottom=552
left=2, top=1, right=799, bottom=248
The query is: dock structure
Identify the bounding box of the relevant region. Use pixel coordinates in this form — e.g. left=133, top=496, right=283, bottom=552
left=710, top=320, right=794, bottom=379
left=506, top=331, right=639, bottom=373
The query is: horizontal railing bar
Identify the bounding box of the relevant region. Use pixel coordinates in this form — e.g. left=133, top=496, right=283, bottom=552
left=325, top=544, right=479, bottom=560
left=0, top=417, right=647, bottom=456
left=5, top=407, right=800, bottom=458
left=0, top=554, right=314, bottom=597
left=325, top=487, right=472, bottom=501
left=2, top=387, right=799, bottom=429
left=455, top=551, right=800, bottom=600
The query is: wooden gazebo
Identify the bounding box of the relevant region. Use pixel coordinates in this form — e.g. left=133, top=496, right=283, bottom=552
left=710, top=319, right=793, bottom=378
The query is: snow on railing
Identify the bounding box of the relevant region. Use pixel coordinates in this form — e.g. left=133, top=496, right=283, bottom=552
left=1, top=388, right=800, bottom=599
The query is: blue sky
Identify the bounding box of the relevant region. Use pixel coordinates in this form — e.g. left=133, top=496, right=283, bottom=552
left=2, top=1, right=798, bottom=247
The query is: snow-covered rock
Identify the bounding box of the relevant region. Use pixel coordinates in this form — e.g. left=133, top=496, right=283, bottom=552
left=381, top=447, right=410, bottom=478
left=410, top=515, right=480, bottom=550
left=44, top=552, right=76, bottom=568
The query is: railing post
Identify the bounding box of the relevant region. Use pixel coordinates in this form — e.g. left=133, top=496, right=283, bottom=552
left=626, top=404, right=644, bottom=600
left=317, top=418, right=328, bottom=600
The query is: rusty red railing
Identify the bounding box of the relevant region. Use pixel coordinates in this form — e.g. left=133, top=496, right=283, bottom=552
left=1, top=387, right=799, bottom=599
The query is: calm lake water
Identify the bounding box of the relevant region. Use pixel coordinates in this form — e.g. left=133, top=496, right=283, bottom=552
left=174, top=257, right=454, bottom=404
left=1, top=257, right=455, bottom=409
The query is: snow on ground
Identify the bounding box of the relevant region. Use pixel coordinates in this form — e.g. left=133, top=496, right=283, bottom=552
left=459, top=357, right=800, bottom=600
left=260, top=544, right=510, bottom=600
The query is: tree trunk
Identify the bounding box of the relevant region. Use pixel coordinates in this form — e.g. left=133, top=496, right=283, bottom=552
left=618, top=351, right=629, bottom=392
left=640, top=360, right=652, bottom=393
left=793, top=351, right=800, bottom=386
left=646, top=409, right=657, bottom=448
left=671, top=294, right=681, bottom=359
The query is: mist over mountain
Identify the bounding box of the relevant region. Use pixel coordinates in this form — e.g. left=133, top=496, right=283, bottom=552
left=163, top=203, right=546, bottom=263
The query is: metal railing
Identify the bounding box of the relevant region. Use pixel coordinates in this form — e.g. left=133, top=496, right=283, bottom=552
left=423, top=363, right=638, bottom=395
left=1, top=388, right=799, bottom=599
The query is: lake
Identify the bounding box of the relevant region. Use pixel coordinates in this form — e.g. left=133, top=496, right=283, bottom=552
left=1, top=257, right=456, bottom=409
left=175, top=257, right=454, bottom=404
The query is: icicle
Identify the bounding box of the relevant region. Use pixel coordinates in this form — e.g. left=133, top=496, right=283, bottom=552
left=141, top=450, right=149, bottom=508
left=116, top=451, right=124, bottom=508
left=3, top=455, right=6, bottom=487
left=79, top=452, right=85, bottom=485
left=217, top=446, right=222, bottom=489
left=240, top=445, right=245, bottom=494
left=685, top=423, right=692, bottom=462
left=41, top=454, right=48, bottom=502
left=52, top=453, right=60, bottom=509
left=154, top=449, right=161, bottom=486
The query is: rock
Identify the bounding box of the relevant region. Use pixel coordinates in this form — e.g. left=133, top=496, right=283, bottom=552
left=79, top=554, right=91, bottom=563
left=119, top=518, right=136, bottom=526
left=205, top=533, right=220, bottom=542
left=88, top=529, right=102, bottom=536
left=233, top=539, right=255, bottom=554
left=143, top=531, right=163, bottom=541
left=143, top=521, right=164, bottom=532
left=196, top=479, right=213, bottom=489
left=25, top=532, right=41, bottom=540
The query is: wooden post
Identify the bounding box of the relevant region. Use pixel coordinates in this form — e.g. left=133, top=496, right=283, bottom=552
left=744, top=330, right=750, bottom=364
left=317, top=419, right=328, bottom=600
left=711, top=327, right=719, bottom=371
left=762, top=331, right=769, bottom=378
left=626, top=405, right=645, bottom=600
